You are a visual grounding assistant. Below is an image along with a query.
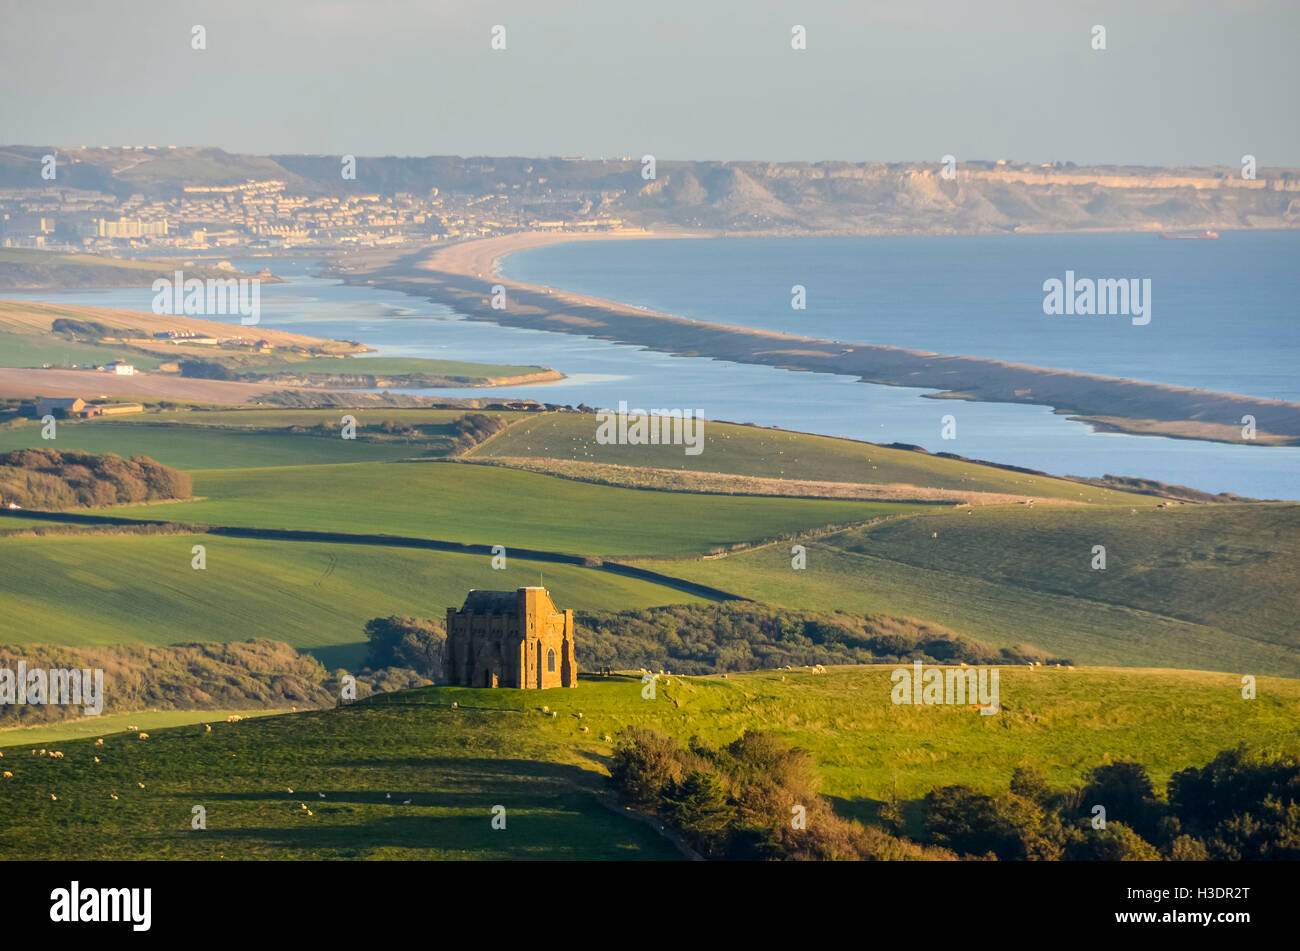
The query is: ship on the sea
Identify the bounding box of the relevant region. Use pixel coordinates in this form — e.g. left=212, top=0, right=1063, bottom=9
left=1159, top=230, right=1219, bottom=239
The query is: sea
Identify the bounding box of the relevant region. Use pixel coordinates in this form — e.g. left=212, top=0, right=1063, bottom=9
left=5, top=231, right=1298, bottom=500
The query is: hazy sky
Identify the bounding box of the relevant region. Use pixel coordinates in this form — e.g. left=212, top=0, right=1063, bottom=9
left=2, top=0, right=1296, bottom=165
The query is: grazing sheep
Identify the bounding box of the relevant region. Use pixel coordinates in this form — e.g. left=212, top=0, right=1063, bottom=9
left=451, top=702, right=458, bottom=709
left=300, top=803, right=308, bottom=810
left=2, top=771, right=11, bottom=778
left=110, top=794, right=118, bottom=801
left=50, top=751, right=64, bottom=759
left=204, top=724, right=212, bottom=733
left=541, top=706, right=549, bottom=714
left=93, top=757, right=100, bottom=763
left=226, top=715, right=242, bottom=723
left=38, top=749, right=46, bottom=756
left=549, top=711, right=557, bottom=718
left=576, top=712, right=583, bottom=719
left=287, top=787, right=294, bottom=793
left=127, top=725, right=138, bottom=732
left=50, top=794, right=57, bottom=800
left=137, top=733, right=149, bottom=740
left=94, top=738, right=104, bottom=746
left=403, top=799, right=412, bottom=805
left=580, top=726, right=589, bottom=733
left=386, top=793, right=391, bottom=799
left=306, top=810, right=313, bottom=816
left=602, top=734, right=612, bottom=742
left=137, top=782, right=145, bottom=789
left=318, top=792, right=325, bottom=799
left=931, top=532, right=938, bottom=538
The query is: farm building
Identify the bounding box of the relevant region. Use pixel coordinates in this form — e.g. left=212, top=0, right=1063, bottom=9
left=444, top=587, right=578, bottom=689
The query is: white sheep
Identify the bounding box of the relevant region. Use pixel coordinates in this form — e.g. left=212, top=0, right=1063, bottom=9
left=2, top=771, right=12, bottom=779
left=137, top=732, right=149, bottom=740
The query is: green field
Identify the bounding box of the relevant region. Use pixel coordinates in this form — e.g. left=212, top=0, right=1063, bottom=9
left=0, top=331, right=165, bottom=370
left=0, top=534, right=710, bottom=668
left=142, top=408, right=516, bottom=428
left=0, top=409, right=528, bottom=469
left=646, top=501, right=1300, bottom=677
left=0, top=708, right=285, bottom=747
left=1, top=666, right=1295, bottom=859
left=0, top=419, right=431, bottom=468
left=103, top=461, right=924, bottom=557
left=471, top=413, right=1141, bottom=503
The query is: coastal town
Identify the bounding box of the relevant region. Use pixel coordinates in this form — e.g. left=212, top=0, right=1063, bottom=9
left=3, top=146, right=1296, bottom=256
left=0, top=149, right=632, bottom=253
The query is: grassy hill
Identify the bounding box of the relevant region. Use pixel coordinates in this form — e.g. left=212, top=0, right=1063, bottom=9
left=470, top=413, right=1142, bottom=503
left=1, top=666, right=1295, bottom=860
left=101, top=461, right=924, bottom=558
left=0, top=410, right=517, bottom=468
left=0, top=534, right=711, bottom=668
left=0, top=405, right=1291, bottom=674
left=680, top=499, right=1300, bottom=676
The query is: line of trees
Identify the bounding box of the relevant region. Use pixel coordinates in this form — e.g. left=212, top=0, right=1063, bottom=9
left=609, top=727, right=954, bottom=860
left=0, top=640, right=335, bottom=725
left=577, top=603, right=1065, bottom=674
left=916, top=748, right=1300, bottom=861
left=0, top=449, right=192, bottom=509
left=610, top=729, right=1300, bottom=861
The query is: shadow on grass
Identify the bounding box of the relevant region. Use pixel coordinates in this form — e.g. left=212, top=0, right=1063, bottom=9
left=161, top=787, right=679, bottom=859
left=304, top=642, right=368, bottom=672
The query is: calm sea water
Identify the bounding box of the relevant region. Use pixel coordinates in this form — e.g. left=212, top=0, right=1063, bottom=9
left=504, top=232, right=1300, bottom=403
left=5, top=236, right=1298, bottom=500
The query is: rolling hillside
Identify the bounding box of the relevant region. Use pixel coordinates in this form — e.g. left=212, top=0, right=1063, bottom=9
left=0, top=666, right=1295, bottom=859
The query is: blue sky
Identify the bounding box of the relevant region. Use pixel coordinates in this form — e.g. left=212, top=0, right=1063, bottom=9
left=2, top=0, right=1296, bottom=165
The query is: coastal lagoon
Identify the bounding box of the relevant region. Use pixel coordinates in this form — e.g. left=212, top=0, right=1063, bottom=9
left=7, top=236, right=1299, bottom=500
